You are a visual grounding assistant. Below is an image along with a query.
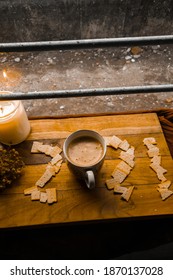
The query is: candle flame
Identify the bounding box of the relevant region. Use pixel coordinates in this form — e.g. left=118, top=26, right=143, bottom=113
left=3, top=70, right=7, bottom=79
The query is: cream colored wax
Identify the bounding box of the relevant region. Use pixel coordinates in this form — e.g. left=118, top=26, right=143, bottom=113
left=0, top=100, right=30, bottom=145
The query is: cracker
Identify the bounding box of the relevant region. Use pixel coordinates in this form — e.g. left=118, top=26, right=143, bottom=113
left=150, top=163, right=167, bottom=174
left=124, top=158, right=135, bottom=168
left=46, top=160, right=63, bottom=174
left=49, top=145, right=62, bottom=157
left=143, top=137, right=157, bottom=145
left=147, top=147, right=160, bottom=158
left=114, top=185, right=127, bottom=194
left=106, top=178, right=120, bottom=190
left=31, top=141, right=43, bottom=153
left=119, top=140, right=130, bottom=151
left=146, top=143, right=157, bottom=150
left=126, top=146, right=135, bottom=156
left=46, top=188, right=57, bottom=204
left=126, top=159, right=135, bottom=168
left=111, top=169, right=128, bottom=183
left=156, top=171, right=167, bottom=182
left=31, top=190, right=41, bottom=201
left=120, top=150, right=135, bottom=160
left=37, top=144, right=50, bottom=154
left=157, top=188, right=173, bottom=201
left=104, top=136, right=113, bottom=146
left=119, top=153, right=135, bottom=168
left=34, top=143, right=61, bottom=158
left=24, top=186, right=38, bottom=195
left=46, top=164, right=56, bottom=176
left=121, top=186, right=134, bottom=201
left=50, top=153, right=62, bottom=165
left=43, top=145, right=54, bottom=156
left=116, top=160, right=132, bottom=175
left=109, top=135, right=122, bottom=149
left=151, top=155, right=161, bottom=165
left=157, top=165, right=167, bottom=174
left=36, top=169, right=53, bottom=188
left=158, top=180, right=171, bottom=189
left=54, top=160, right=63, bottom=173
left=40, top=192, right=48, bottom=203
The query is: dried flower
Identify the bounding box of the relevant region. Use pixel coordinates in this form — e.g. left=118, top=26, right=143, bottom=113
left=0, top=147, right=24, bottom=190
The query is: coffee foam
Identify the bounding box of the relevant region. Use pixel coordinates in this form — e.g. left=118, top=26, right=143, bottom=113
left=67, top=136, right=104, bottom=166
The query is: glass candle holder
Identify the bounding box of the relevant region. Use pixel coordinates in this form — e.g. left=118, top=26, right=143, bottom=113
left=0, top=94, right=30, bottom=145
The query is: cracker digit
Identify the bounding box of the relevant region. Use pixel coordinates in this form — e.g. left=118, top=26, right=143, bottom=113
left=36, top=170, right=54, bottom=188
left=46, top=188, right=57, bottom=204
left=24, top=186, right=38, bottom=195
left=40, top=192, right=48, bottom=203
left=121, top=186, right=134, bottom=201
left=109, top=135, right=122, bottom=149
left=111, top=169, right=127, bottom=183
left=31, top=190, right=41, bottom=201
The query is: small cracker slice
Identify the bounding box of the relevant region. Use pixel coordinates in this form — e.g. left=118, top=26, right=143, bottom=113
left=54, top=160, right=63, bottom=173
left=40, top=192, right=48, bottom=203
left=158, top=180, right=171, bottom=189
left=157, top=188, right=173, bottom=201
left=49, top=145, right=62, bottom=157
left=31, top=141, right=43, bottom=153
left=111, top=168, right=128, bottom=183
left=121, top=186, right=134, bottom=201
left=36, top=169, right=53, bottom=188
left=143, top=137, right=157, bottom=145
left=147, top=147, right=160, bottom=158
left=105, top=179, right=114, bottom=190
left=119, top=140, right=130, bottom=151
left=145, top=143, right=156, bottom=150
left=126, top=146, right=135, bottom=156
left=116, top=160, right=132, bottom=175
left=151, top=155, right=161, bottom=165
left=31, top=190, right=41, bottom=201
left=156, top=171, right=167, bottom=182
left=120, top=150, right=135, bottom=160
left=150, top=163, right=167, bottom=174
left=114, top=185, right=127, bottom=194
left=106, top=178, right=120, bottom=190
left=37, top=144, right=50, bottom=154
left=119, top=153, right=135, bottom=168
left=46, top=160, right=63, bottom=174
left=119, top=155, right=135, bottom=168
left=46, top=164, right=56, bottom=176
left=24, top=186, right=38, bottom=195
left=46, top=188, right=57, bottom=204
left=109, top=135, right=122, bottom=149
left=50, top=153, right=62, bottom=165
left=104, top=136, right=114, bottom=146
left=34, top=143, right=62, bottom=157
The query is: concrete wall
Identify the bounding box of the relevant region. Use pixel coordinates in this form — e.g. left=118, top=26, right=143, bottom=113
left=0, top=0, right=173, bottom=42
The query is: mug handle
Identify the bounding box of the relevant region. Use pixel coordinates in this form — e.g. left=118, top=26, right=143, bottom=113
left=85, top=170, right=95, bottom=189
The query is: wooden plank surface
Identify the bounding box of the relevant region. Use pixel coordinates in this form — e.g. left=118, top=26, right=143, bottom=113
left=1, top=113, right=173, bottom=229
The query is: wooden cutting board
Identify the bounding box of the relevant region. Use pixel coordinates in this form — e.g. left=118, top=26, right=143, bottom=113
left=1, top=112, right=173, bottom=229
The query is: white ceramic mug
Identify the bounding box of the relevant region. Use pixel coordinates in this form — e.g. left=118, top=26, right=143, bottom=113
left=63, top=130, right=107, bottom=189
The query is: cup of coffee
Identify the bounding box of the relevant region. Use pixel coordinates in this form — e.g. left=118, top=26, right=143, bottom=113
left=63, top=130, right=107, bottom=189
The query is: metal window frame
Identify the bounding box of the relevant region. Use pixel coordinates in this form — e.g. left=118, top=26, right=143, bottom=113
left=1, top=35, right=173, bottom=100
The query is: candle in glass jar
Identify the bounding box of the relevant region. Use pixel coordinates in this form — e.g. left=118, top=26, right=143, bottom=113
left=0, top=99, right=30, bottom=145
